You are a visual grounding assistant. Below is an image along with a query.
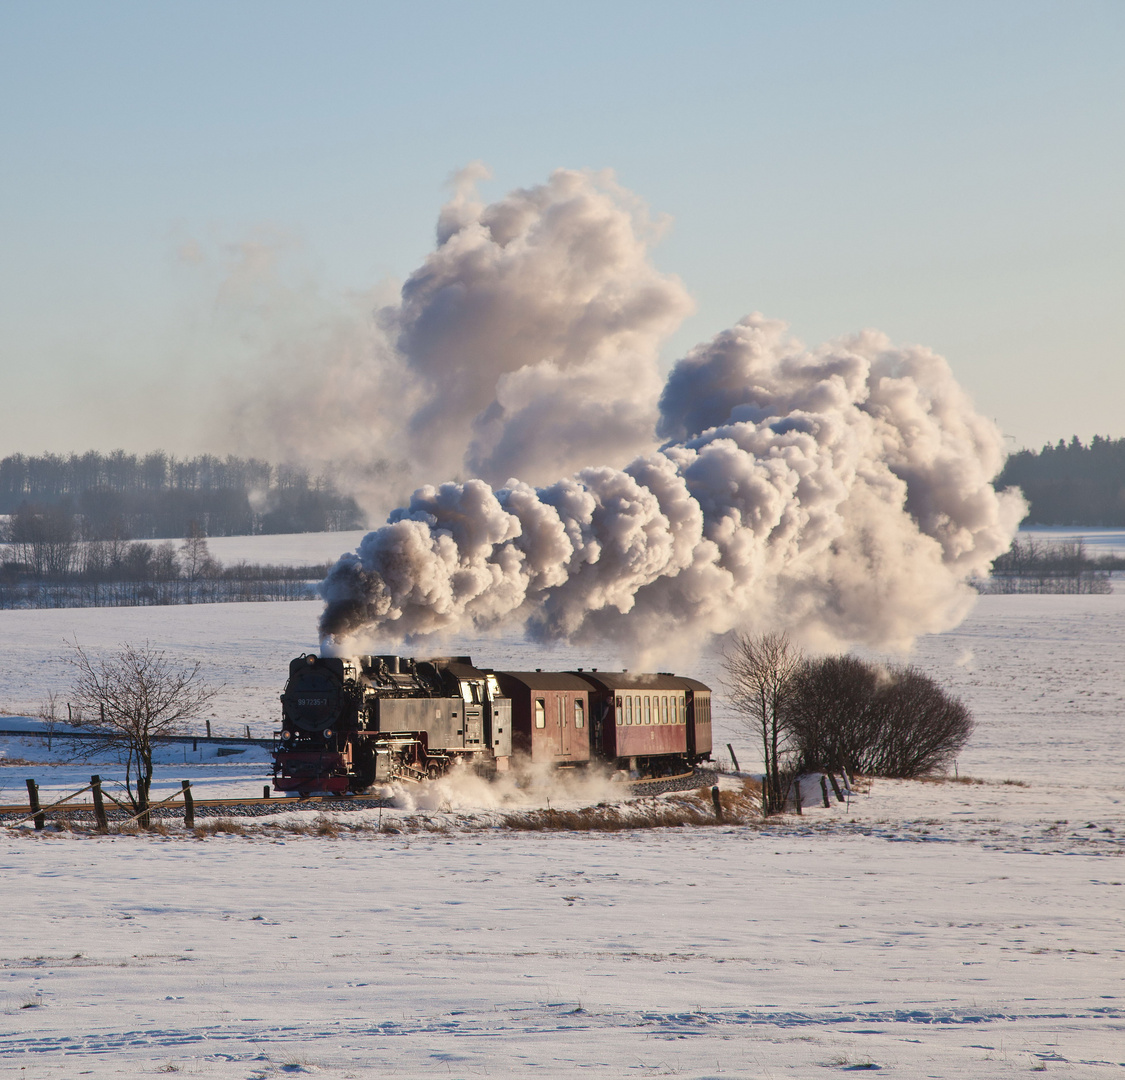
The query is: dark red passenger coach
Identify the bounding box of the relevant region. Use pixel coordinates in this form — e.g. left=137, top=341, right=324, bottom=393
left=491, top=671, right=591, bottom=767
left=572, top=671, right=713, bottom=777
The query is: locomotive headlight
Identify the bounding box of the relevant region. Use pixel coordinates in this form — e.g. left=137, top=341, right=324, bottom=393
left=324, top=728, right=333, bottom=738
left=281, top=730, right=291, bottom=740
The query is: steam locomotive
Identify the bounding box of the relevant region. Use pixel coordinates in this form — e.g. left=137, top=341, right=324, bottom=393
left=272, top=653, right=712, bottom=795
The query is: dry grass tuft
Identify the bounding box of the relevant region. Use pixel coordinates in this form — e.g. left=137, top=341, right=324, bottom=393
left=313, top=816, right=340, bottom=838
left=915, top=774, right=1029, bottom=788
left=500, top=782, right=761, bottom=833
left=192, top=819, right=248, bottom=838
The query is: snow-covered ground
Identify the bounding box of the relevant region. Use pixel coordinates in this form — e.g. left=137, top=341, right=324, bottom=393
left=202, top=530, right=369, bottom=568
left=1, top=545, right=1122, bottom=1077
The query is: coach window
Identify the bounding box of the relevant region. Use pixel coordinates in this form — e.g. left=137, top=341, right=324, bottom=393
left=662, top=696, right=669, bottom=725
left=625, top=696, right=632, bottom=725
left=575, top=699, right=585, bottom=728
left=642, top=696, right=650, bottom=724
left=535, top=699, right=546, bottom=729
left=679, top=698, right=686, bottom=724
left=615, top=696, right=623, bottom=726
left=558, top=697, right=565, bottom=727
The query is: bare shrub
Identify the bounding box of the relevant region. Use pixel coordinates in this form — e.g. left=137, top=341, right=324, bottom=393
left=784, top=655, right=881, bottom=778
left=868, top=666, right=973, bottom=777
left=786, top=656, right=973, bottom=778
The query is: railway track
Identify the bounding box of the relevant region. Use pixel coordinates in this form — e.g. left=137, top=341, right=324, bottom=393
left=0, top=768, right=717, bottom=824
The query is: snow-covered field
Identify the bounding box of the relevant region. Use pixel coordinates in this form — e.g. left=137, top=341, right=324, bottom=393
left=1, top=537, right=1122, bottom=1078
left=201, top=531, right=369, bottom=568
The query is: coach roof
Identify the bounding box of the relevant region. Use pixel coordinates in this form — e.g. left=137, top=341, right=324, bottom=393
left=571, top=671, right=698, bottom=693
left=492, top=671, right=592, bottom=692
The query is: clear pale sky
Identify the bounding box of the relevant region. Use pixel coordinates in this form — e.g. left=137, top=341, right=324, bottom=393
left=1, top=0, right=1121, bottom=457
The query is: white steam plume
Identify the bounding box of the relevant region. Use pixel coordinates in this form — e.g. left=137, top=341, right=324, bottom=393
left=391, top=164, right=693, bottom=486
left=320, top=313, right=1025, bottom=662
left=214, top=166, right=692, bottom=510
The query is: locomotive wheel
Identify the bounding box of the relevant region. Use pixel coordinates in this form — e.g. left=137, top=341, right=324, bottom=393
left=426, top=763, right=442, bottom=780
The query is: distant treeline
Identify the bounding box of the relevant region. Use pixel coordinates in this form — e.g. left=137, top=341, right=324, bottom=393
left=0, top=450, right=365, bottom=537
left=996, top=435, right=1125, bottom=525
left=979, top=537, right=1116, bottom=595
left=0, top=530, right=330, bottom=610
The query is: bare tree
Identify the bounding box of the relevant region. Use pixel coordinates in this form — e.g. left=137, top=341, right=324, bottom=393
left=37, top=690, right=64, bottom=752
left=66, top=641, right=215, bottom=826
left=9, top=501, right=78, bottom=578
left=180, top=522, right=217, bottom=584
left=721, top=631, right=803, bottom=815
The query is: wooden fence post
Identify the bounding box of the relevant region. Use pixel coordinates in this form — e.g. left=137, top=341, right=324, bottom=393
left=263, top=785, right=270, bottom=799
left=793, top=776, right=802, bottom=814
left=26, top=779, right=44, bottom=831
left=726, top=743, right=740, bottom=772
left=181, top=781, right=194, bottom=829
left=820, top=775, right=831, bottom=807
left=710, top=785, right=723, bottom=823
left=827, top=772, right=845, bottom=803
left=91, top=775, right=108, bottom=832
left=205, top=720, right=211, bottom=738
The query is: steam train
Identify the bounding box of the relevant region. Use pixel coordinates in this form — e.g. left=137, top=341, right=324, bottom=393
left=272, top=653, right=712, bottom=795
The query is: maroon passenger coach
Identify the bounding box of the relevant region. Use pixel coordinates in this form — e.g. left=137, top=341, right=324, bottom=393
left=573, top=671, right=713, bottom=776
left=491, top=671, right=592, bottom=767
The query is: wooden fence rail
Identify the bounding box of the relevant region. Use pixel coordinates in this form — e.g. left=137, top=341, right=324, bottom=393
left=7, top=778, right=197, bottom=830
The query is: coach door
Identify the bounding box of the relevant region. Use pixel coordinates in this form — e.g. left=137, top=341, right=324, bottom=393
left=556, top=694, right=570, bottom=757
